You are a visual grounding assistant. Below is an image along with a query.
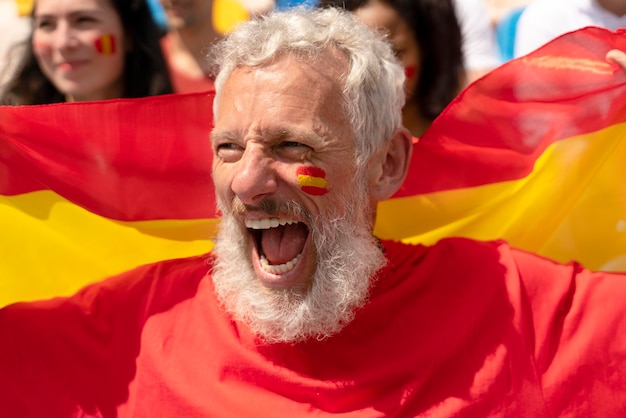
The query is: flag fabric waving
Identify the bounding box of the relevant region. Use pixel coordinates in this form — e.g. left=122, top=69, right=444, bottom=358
left=2, top=27, right=626, bottom=307
left=0, top=92, right=217, bottom=305
left=377, top=26, right=626, bottom=272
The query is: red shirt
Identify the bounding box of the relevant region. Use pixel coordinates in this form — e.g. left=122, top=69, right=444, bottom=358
left=2, top=238, right=625, bottom=417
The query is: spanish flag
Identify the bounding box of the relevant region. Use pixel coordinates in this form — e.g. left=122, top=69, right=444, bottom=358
left=376, top=27, right=626, bottom=272
left=0, top=92, right=216, bottom=306
left=95, top=34, right=116, bottom=55
left=1, top=27, right=626, bottom=307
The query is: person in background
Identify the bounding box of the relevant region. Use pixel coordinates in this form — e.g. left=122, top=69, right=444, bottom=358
left=158, top=0, right=219, bottom=93
left=318, top=0, right=464, bottom=138
left=486, top=0, right=531, bottom=25
left=452, top=0, right=501, bottom=83
left=0, top=0, right=172, bottom=105
left=0, top=0, right=31, bottom=87
left=3, top=8, right=626, bottom=416
left=515, top=0, right=626, bottom=58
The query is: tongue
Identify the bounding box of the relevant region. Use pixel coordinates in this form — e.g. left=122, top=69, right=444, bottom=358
left=261, top=223, right=308, bottom=265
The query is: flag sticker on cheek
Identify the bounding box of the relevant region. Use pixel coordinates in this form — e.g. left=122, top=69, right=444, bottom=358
left=95, top=34, right=116, bottom=55
left=297, top=166, right=329, bottom=196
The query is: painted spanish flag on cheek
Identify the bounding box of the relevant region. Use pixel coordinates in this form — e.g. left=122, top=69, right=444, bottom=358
left=1, top=27, right=626, bottom=307
left=297, top=166, right=329, bottom=196
left=94, top=33, right=116, bottom=55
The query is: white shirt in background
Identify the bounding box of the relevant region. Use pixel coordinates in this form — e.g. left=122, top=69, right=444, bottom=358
left=453, top=0, right=502, bottom=82
left=514, top=0, right=626, bottom=57
left=0, top=0, right=30, bottom=86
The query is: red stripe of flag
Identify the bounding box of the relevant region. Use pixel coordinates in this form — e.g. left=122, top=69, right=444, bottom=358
left=0, top=92, right=216, bottom=221
left=95, top=34, right=116, bottom=55
left=297, top=166, right=326, bottom=177
left=395, top=27, right=626, bottom=198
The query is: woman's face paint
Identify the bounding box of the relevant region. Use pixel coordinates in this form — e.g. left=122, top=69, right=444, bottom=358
left=94, top=34, right=116, bottom=55
left=297, top=166, right=329, bottom=196
left=404, top=65, right=416, bottom=80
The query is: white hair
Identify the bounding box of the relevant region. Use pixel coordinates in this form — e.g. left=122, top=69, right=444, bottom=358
left=208, top=6, right=406, bottom=168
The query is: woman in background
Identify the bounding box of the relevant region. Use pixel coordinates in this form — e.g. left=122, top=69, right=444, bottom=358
left=319, top=0, right=464, bottom=137
left=0, top=0, right=172, bottom=105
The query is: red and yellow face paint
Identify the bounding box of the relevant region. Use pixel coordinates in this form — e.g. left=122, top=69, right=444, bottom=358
left=94, top=34, right=116, bottom=55
left=296, top=166, right=329, bottom=196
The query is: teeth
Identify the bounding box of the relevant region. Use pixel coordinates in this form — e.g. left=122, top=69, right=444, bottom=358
left=245, top=218, right=297, bottom=230
left=245, top=218, right=303, bottom=275
left=260, top=253, right=301, bottom=274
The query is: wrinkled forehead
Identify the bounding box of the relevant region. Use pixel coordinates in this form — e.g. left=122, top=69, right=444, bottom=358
left=219, top=51, right=351, bottom=124
left=214, top=45, right=351, bottom=118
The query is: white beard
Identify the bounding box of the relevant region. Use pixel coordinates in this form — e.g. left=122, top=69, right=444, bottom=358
left=211, top=176, right=386, bottom=344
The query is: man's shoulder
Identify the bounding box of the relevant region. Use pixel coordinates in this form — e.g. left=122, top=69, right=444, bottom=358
left=382, top=236, right=510, bottom=262
left=379, top=237, right=520, bottom=288
left=383, top=236, right=575, bottom=273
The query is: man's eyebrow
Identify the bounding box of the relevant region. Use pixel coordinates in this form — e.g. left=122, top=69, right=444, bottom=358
left=270, top=128, right=323, bottom=144
left=209, top=130, right=237, bottom=144
left=210, top=128, right=323, bottom=144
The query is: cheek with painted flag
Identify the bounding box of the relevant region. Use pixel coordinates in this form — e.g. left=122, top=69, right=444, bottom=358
left=94, top=33, right=116, bottom=55
left=297, top=166, right=329, bottom=196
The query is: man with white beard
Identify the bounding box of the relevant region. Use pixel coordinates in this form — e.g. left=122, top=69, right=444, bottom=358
left=3, top=7, right=626, bottom=417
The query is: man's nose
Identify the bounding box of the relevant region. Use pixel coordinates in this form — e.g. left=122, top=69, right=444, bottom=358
left=231, top=146, right=278, bottom=205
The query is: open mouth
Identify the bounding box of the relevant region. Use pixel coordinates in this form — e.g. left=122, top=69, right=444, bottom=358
left=245, top=218, right=309, bottom=275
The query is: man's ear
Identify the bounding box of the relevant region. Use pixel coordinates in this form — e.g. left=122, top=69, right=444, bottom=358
left=369, top=127, right=414, bottom=201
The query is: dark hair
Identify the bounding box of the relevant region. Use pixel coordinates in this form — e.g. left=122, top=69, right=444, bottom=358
left=0, top=0, right=173, bottom=105
left=318, top=0, right=464, bottom=121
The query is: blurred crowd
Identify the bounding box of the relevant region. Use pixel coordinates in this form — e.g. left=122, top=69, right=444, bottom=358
left=1, top=0, right=624, bottom=133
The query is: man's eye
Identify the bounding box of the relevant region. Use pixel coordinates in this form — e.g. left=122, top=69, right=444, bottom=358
left=281, top=141, right=304, bottom=148
left=280, top=141, right=313, bottom=150
left=216, top=143, right=239, bottom=150
left=215, top=143, right=243, bottom=161
left=277, top=141, right=312, bottom=158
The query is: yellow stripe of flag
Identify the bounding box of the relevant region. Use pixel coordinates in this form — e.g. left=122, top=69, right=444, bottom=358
left=297, top=174, right=328, bottom=189
left=375, top=122, right=626, bottom=272
left=0, top=190, right=215, bottom=306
